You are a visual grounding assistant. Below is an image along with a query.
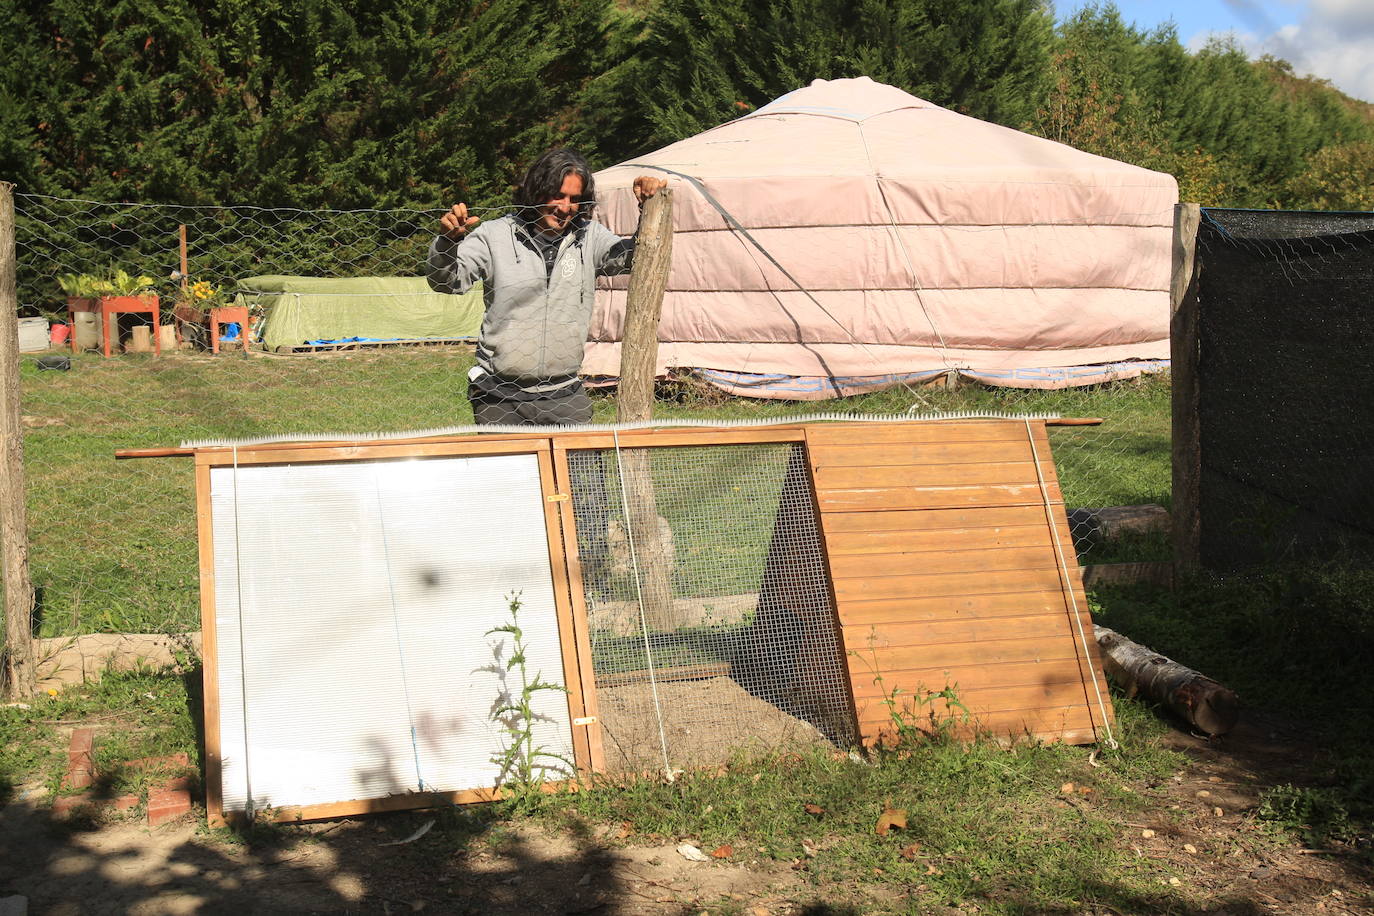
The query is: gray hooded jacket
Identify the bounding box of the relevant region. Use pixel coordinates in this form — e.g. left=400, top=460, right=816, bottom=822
left=426, top=214, right=634, bottom=392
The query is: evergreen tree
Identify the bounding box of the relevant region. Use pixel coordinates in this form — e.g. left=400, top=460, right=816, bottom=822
left=590, top=0, right=1055, bottom=157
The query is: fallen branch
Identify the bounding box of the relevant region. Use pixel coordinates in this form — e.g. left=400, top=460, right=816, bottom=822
left=1094, top=625, right=1240, bottom=735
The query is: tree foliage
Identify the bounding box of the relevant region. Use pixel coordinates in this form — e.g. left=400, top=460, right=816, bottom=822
left=1, top=0, right=1371, bottom=211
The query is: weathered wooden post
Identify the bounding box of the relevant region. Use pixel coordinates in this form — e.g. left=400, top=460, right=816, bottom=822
left=616, top=188, right=675, bottom=631
left=1171, top=203, right=1202, bottom=577
left=0, top=181, right=37, bottom=697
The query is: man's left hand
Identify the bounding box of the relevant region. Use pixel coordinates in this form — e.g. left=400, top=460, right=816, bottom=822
left=633, top=176, right=668, bottom=205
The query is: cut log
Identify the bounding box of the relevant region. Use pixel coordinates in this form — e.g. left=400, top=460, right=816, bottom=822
left=1093, top=625, right=1239, bottom=735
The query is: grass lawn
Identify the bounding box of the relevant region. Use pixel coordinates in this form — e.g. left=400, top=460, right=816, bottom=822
left=13, top=347, right=1170, bottom=637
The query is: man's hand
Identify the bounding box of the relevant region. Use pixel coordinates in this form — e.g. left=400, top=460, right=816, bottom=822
left=439, top=202, right=480, bottom=239
left=632, top=176, right=668, bottom=206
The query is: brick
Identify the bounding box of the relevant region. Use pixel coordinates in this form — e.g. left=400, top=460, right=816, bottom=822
left=63, top=766, right=93, bottom=790
left=68, top=729, right=95, bottom=755
left=52, top=793, right=91, bottom=818
left=159, top=776, right=193, bottom=793
left=147, top=788, right=191, bottom=826
left=113, top=794, right=140, bottom=811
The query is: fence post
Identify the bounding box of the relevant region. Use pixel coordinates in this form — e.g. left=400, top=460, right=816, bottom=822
left=616, top=189, right=675, bottom=631
left=1171, top=202, right=1202, bottom=577
left=0, top=181, right=37, bottom=697
left=617, top=188, right=673, bottom=423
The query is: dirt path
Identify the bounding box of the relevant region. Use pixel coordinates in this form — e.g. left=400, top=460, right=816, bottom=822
left=3, top=717, right=1372, bottom=915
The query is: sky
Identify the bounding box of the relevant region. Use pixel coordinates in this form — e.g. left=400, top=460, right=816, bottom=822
left=1057, top=0, right=1374, bottom=102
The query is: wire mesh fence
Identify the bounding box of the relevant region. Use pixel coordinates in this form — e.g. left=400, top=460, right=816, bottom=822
left=1195, top=208, right=1374, bottom=570
left=8, top=190, right=1174, bottom=643
left=571, top=442, right=855, bottom=774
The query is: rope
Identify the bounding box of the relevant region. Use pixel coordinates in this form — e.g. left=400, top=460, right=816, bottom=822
left=610, top=428, right=675, bottom=781
left=1023, top=420, right=1119, bottom=751
left=230, top=445, right=256, bottom=817
left=372, top=468, right=428, bottom=791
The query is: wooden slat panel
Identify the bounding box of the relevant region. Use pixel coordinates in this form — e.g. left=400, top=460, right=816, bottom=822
left=816, top=483, right=1063, bottom=512
left=855, top=682, right=1094, bottom=722
left=805, top=421, right=1050, bottom=446
left=848, top=659, right=1095, bottom=699
left=825, top=524, right=1052, bottom=556
left=858, top=705, right=1103, bottom=746
left=833, top=567, right=1068, bottom=602
left=821, top=505, right=1050, bottom=534
left=837, top=591, right=1072, bottom=625
left=808, top=440, right=1034, bottom=467
left=813, top=461, right=1048, bottom=490
left=848, top=614, right=1070, bottom=650
left=847, top=637, right=1082, bottom=671
left=830, top=546, right=1057, bottom=579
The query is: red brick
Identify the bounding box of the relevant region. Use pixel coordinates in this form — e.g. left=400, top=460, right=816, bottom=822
left=63, top=765, right=93, bottom=789
left=113, top=794, right=140, bottom=811
left=159, top=776, right=193, bottom=793
left=52, top=793, right=91, bottom=818
left=68, top=729, right=95, bottom=755
left=147, top=788, right=191, bottom=826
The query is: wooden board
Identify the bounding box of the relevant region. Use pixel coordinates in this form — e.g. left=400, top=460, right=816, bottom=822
left=805, top=420, right=1113, bottom=747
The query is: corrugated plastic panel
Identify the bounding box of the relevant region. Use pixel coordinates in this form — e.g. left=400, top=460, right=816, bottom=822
left=210, top=453, right=573, bottom=813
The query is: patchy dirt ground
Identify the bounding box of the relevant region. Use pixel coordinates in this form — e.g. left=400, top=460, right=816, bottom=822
left=3, top=715, right=1373, bottom=915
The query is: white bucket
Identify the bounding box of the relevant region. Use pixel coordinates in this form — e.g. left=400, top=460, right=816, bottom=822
left=18, top=317, right=48, bottom=352
left=72, top=312, right=102, bottom=351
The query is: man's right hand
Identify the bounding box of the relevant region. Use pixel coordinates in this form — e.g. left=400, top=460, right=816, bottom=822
left=439, top=203, right=480, bottom=239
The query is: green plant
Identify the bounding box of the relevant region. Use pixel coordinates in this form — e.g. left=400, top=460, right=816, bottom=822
left=852, top=639, right=971, bottom=746
left=486, top=593, right=576, bottom=814
left=1257, top=783, right=1352, bottom=845
left=174, top=279, right=228, bottom=314
left=91, top=269, right=157, bottom=297
left=57, top=273, right=103, bottom=299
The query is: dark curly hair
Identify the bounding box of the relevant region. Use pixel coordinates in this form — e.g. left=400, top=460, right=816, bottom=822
left=513, top=148, right=595, bottom=213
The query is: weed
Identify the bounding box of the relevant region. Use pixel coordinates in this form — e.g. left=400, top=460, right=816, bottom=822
left=1257, top=783, right=1352, bottom=845
left=485, top=594, right=575, bottom=815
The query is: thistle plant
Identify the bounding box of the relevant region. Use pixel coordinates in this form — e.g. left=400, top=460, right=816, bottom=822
left=486, top=594, right=575, bottom=814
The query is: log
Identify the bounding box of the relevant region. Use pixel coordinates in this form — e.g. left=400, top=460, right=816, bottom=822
left=1171, top=203, right=1202, bottom=576
left=616, top=188, right=675, bottom=631
left=1094, top=625, right=1238, bottom=735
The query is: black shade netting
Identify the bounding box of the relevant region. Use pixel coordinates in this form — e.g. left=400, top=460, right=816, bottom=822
left=1196, top=209, right=1374, bottom=570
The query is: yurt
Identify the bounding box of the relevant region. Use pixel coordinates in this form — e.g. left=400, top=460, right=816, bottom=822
left=587, top=77, right=1178, bottom=396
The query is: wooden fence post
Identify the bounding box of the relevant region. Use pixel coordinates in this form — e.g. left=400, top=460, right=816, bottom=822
left=1171, top=202, right=1202, bottom=577
left=0, top=181, right=37, bottom=697
left=616, top=189, right=675, bottom=631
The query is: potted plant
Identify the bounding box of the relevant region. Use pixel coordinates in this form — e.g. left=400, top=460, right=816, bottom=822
left=90, top=269, right=160, bottom=354
left=57, top=273, right=104, bottom=351
left=170, top=279, right=227, bottom=348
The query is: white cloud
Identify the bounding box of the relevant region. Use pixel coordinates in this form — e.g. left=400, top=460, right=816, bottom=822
left=1189, top=0, right=1374, bottom=102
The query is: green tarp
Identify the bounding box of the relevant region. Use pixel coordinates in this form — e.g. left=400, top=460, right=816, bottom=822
left=236, top=275, right=484, bottom=350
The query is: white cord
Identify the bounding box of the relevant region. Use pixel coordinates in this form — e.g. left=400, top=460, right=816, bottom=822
left=610, top=428, right=675, bottom=781
left=230, top=445, right=257, bottom=817
left=372, top=467, right=427, bottom=791
left=1024, top=421, right=1119, bottom=751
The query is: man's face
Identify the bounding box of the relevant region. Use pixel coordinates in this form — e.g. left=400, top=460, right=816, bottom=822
left=537, top=173, right=584, bottom=235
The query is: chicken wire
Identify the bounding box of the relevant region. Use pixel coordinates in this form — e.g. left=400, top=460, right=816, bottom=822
left=1195, top=209, right=1374, bottom=570
left=569, top=443, right=856, bottom=774
left=8, top=191, right=1171, bottom=643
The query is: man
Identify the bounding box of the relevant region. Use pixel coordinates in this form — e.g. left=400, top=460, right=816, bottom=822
left=427, top=148, right=665, bottom=426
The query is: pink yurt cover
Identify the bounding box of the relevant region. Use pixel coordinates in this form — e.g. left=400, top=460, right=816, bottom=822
left=587, top=77, right=1178, bottom=396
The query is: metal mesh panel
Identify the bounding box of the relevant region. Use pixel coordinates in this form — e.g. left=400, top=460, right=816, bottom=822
left=1196, top=209, right=1374, bottom=569
left=569, top=443, right=855, bottom=773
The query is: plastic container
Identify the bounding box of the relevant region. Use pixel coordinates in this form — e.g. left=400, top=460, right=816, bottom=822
left=50, top=324, right=71, bottom=346
left=18, top=317, right=48, bottom=352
